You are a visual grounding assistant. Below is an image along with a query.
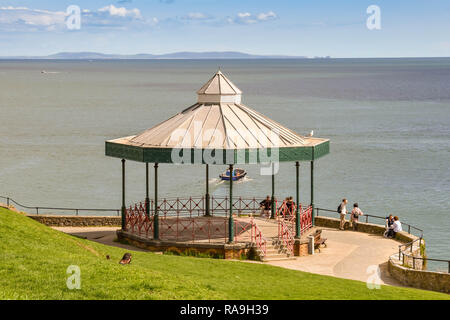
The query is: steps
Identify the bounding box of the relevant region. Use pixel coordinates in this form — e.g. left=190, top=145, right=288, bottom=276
left=259, top=237, right=296, bottom=262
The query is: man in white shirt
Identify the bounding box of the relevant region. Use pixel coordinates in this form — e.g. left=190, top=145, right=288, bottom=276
left=339, top=198, right=348, bottom=230
left=387, top=216, right=402, bottom=238
left=392, top=216, right=402, bottom=232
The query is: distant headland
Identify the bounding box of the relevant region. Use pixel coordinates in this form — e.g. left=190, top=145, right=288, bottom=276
left=0, top=51, right=329, bottom=60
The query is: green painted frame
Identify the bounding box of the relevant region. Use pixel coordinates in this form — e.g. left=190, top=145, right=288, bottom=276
left=105, top=140, right=330, bottom=164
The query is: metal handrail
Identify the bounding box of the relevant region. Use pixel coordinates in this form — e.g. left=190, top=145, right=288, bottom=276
left=0, top=195, right=120, bottom=216
left=251, top=222, right=268, bottom=257
left=397, top=238, right=450, bottom=273
left=315, top=207, right=424, bottom=238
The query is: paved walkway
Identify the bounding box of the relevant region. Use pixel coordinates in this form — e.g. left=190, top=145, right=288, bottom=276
left=266, top=227, right=402, bottom=286
left=52, top=226, right=148, bottom=252
left=52, top=226, right=402, bottom=286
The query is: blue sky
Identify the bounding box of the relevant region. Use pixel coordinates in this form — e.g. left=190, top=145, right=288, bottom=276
left=0, top=0, right=449, bottom=57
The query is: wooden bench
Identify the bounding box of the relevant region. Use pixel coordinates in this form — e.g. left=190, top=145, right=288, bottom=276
left=313, top=229, right=327, bottom=252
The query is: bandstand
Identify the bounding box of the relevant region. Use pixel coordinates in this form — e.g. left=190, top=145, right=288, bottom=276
left=105, top=70, right=330, bottom=259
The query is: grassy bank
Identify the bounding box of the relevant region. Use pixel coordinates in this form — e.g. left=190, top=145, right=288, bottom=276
left=0, top=207, right=448, bottom=300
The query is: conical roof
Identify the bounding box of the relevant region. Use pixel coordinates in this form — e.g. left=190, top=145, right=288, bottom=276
left=196, top=70, right=242, bottom=104
left=129, top=71, right=311, bottom=149
left=106, top=71, right=330, bottom=164
left=129, top=103, right=310, bottom=149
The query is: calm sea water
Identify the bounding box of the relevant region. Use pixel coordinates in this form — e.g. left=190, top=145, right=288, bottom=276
left=0, top=58, right=449, bottom=262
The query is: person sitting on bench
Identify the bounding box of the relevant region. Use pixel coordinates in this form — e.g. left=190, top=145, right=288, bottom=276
left=386, top=216, right=402, bottom=238
left=384, top=215, right=394, bottom=238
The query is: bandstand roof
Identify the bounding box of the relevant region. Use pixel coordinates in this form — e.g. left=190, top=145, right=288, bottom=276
left=105, top=71, right=330, bottom=164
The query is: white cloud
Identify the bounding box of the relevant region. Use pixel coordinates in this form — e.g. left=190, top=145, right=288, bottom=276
left=257, top=11, right=277, bottom=21
left=0, top=6, right=277, bottom=32
left=178, top=12, right=214, bottom=23
left=237, top=12, right=251, bottom=19
left=0, top=6, right=65, bottom=29
left=186, top=12, right=207, bottom=20
left=0, top=5, right=147, bottom=32
left=231, top=11, right=278, bottom=25
left=98, top=5, right=142, bottom=19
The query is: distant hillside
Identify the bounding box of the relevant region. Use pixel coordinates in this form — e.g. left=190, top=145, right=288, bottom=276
left=1, top=51, right=308, bottom=60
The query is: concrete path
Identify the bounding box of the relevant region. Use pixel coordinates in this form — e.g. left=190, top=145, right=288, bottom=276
left=51, top=226, right=148, bottom=252
left=266, top=227, right=402, bottom=286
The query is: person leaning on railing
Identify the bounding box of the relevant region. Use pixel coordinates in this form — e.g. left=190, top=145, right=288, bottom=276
left=350, top=203, right=363, bottom=231
left=338, top=198, right=348, bottom=230
left=285, top=197, right=295, bottom=219
left=259, top=196, right=271, bottom=218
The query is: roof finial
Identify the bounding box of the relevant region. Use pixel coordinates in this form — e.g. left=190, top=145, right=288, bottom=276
left=196, top=69, right=242, bottom=103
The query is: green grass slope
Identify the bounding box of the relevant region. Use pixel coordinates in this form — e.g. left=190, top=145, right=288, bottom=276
left=0, top=207, right=448, bottom=300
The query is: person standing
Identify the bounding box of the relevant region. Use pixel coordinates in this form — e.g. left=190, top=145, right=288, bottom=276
left=286, top=196, right=295, bottom=218
left=350, top=203, right=364, bottom=231
left=338, top=198, right=348, bottom=230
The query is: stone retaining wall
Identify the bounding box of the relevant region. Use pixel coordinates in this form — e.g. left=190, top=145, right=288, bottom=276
left=389, top=256, right=450, bottom=293
left=27, top=215, right=121, bottom=227
left=117, top=230, right=255, bottom=260
left=314, top=216, right=418, bottom=243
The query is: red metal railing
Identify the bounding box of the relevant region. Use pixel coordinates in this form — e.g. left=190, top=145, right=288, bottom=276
left=210, top=196, right=228, bottom=216
left=125, top=202, right=153, bottom=237
left=300, top=205, right=313, bottom=234
left=275, top=200, right=313, bottom=234
left=124, top=197, right=311, bottom=254
left=276, top=200, right=296, bottom=221
left=251, top=222, right=268, bottom=257
left=278, top=218, right=294, bottom=255
left=157, top=197, right=205, bottom=218
left=276, top=201, right=295, bottom=256
left=234, top=218, right=253, bottom=242
left=126, top=196, right=264, bottom=218
left=275, top=201, right=313, bottom=256
left=234, top=217, right=268, bottom=257
left=211, top=196, right=261, bottom=216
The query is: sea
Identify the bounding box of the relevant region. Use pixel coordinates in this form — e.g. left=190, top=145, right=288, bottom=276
left=0, top=58, right=449, bottom=264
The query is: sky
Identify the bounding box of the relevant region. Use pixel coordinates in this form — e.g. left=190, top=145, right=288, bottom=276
left=0, top=0, right=449, bottom=57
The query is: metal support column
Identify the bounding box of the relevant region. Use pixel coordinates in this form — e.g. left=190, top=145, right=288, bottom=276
left=295, top=161, right=300, bottom=238
left=121, top=159, right=126, bottom=230
left=228, top=164, right=234, bottom=243
left=310, top=160, right=315, bottom=226
left=153, top=163, right=159, bottom=240
left=270, top=162, right=275, bottom=219
left=205, top=164, right=210, bottom=216
left=145, top=162, right=150, bottom=217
